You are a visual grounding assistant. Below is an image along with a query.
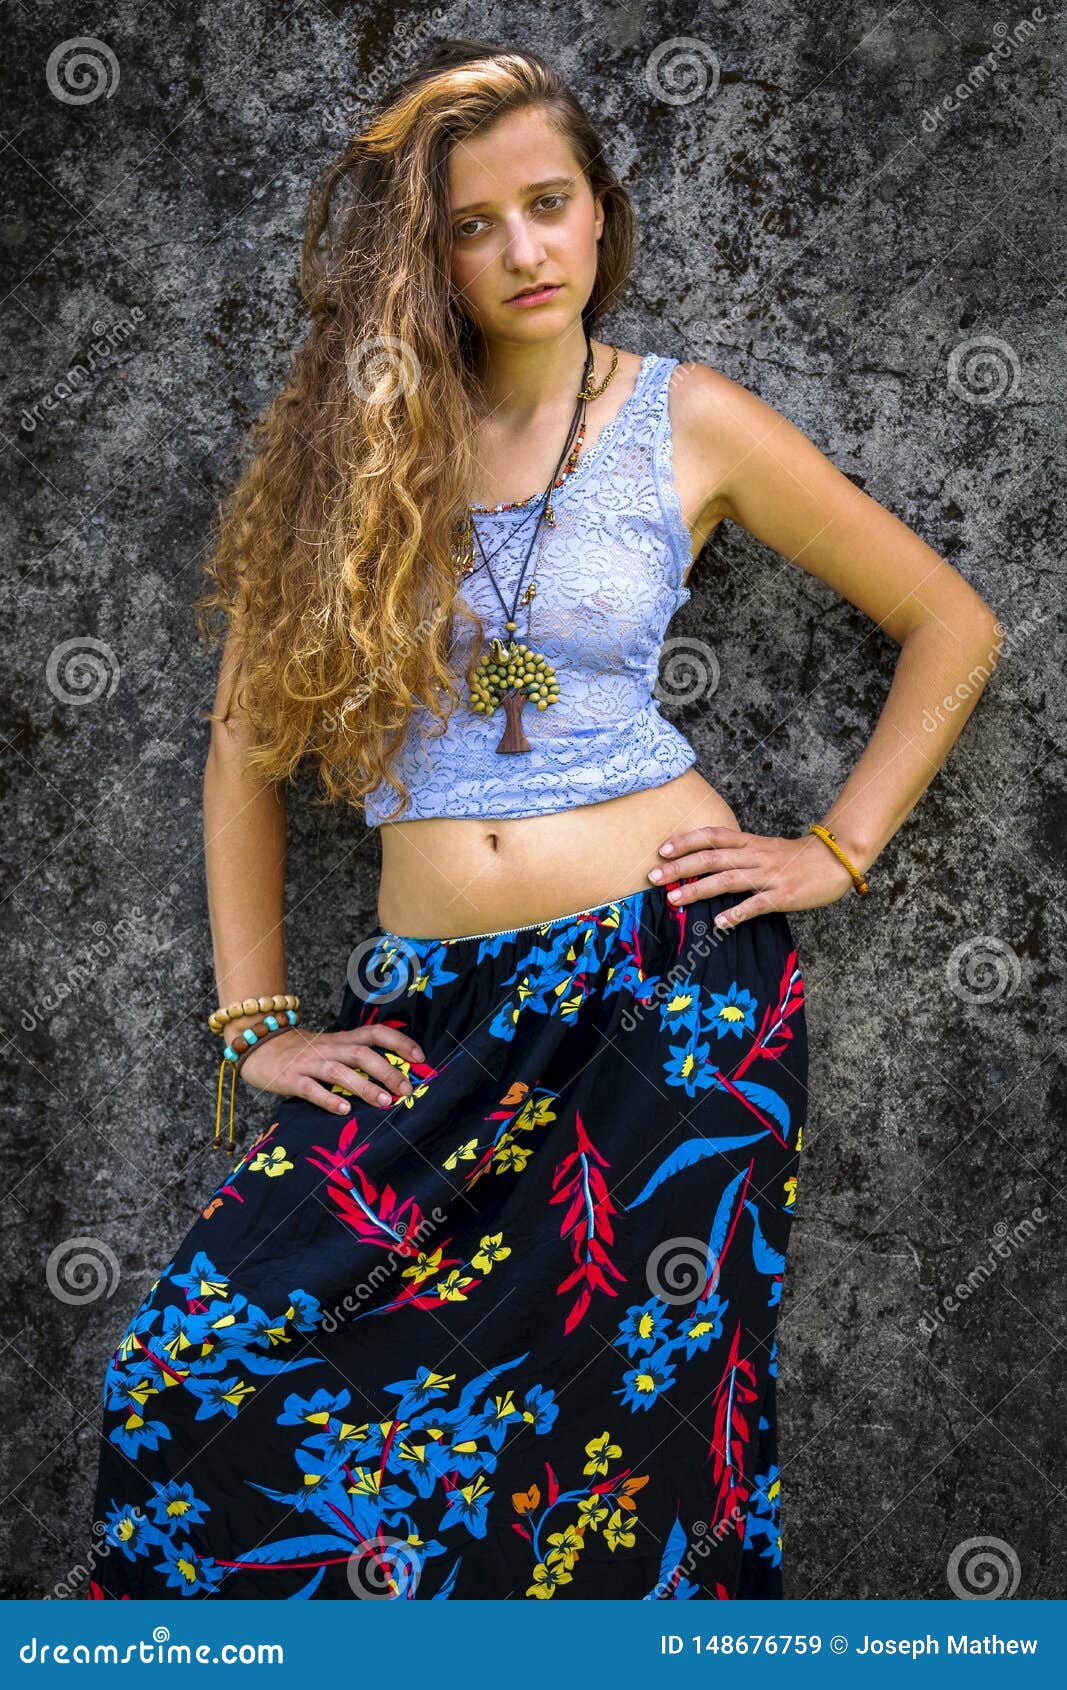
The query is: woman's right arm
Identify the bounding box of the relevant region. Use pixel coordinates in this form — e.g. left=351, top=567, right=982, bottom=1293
left=202, top=623, right=422, bottom=1115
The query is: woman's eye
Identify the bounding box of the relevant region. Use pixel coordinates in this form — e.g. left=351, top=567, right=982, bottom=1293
left=455, top=196, right=569, bottom=239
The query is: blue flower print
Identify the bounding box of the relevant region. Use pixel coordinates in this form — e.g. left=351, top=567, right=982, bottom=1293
left=704, top=981, right=758, bottom=1040
left=615, top=1349, right=678, bottom=1412
left=616, top=1296, right=673, bottom=1357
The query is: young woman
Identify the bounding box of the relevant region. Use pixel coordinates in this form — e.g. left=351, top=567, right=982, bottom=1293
left=89, top=40, right=1001, bottom=1601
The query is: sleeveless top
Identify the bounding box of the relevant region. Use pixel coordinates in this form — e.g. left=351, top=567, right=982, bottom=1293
left=362, top=351, right=698, bottom=825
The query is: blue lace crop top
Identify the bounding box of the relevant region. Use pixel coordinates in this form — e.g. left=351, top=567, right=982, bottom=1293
left=363, top=351, right=698, bottom=825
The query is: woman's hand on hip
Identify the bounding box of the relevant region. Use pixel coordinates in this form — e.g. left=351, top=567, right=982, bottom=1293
left=648, top=826, right=861, bottom=930
left=237, top=1024, right=425, bottom=1114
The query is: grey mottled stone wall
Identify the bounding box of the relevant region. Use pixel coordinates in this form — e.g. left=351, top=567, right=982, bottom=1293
left=3, top=2, right=1063, bottom=1602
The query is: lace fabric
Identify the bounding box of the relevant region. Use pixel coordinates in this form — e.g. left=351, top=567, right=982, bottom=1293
left=363, top=351, right=698, bottom=825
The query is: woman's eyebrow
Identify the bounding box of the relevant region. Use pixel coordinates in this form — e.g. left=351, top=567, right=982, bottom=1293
left=451, top=175, right=575, bottom=216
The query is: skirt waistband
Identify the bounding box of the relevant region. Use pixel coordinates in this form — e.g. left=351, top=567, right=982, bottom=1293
left=373, top=875, right=704, bottom=949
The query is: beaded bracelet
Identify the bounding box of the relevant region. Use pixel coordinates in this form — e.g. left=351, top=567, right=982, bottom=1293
left=208, top=992, right=300, bottom=1036
left=808, top=823, right=870, bottom=895
left=214, top=1009, right=302, bottom=1153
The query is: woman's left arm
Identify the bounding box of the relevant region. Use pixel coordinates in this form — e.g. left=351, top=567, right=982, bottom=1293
left=654, top=364, right=1004, bottom=929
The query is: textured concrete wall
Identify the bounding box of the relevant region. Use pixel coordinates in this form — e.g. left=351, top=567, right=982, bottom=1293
left=3, top=3, right=1062, bottom=1601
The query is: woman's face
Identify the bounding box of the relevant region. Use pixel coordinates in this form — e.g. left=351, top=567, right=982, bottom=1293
left=446, top=105, right=604, bottom=343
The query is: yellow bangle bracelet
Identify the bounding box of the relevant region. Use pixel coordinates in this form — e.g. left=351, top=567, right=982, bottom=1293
left=808, top=824, right=870, bottom=895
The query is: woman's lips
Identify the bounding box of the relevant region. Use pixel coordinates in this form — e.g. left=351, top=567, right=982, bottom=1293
left=506, top=284, right=562, bottom=307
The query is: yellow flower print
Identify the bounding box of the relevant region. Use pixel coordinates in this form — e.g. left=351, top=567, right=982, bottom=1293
left=582, top=1431, right=622, bottom=1477
left=249, top=1145, right=294, bottom=1177
left=783, top=1175, right=797, bottom=1207
left=604, top=1508, right=637, bottom=1551
left=444, top=1138, right=480, bottom=1171
left=513, top=1097, right=557, bottom=1133
left=401, top=1248, right=443, bottom=1284
left=492, top=1137, right=532, bottom=1173
left=470, top=1233, right=511, bottom=1273
left=488, top=1389, right=520, bottom=1427
left=576, top=1495, right=610, bottom=1531
left=526, top=1561, right=572, bottom=1598
left=436, top=1271, right=474, bottom=1302
left=220, top=1380, right=255, bottom=1411
left=545, top=1524, right=584, bottom=1570
left=664, top=988, right=697, bottom=1016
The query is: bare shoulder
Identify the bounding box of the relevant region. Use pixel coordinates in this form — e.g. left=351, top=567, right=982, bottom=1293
left=662, top=359, right=764, bottom=522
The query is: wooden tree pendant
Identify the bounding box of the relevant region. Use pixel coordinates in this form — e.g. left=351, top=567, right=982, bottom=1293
left=467, top=636, right=560, bottom=754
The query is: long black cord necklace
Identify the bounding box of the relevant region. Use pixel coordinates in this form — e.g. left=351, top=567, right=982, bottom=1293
left=451, top=337, right=619, bottom=753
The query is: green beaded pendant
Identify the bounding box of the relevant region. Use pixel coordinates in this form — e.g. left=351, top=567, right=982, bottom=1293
left=467, top=627, right=560, bottom=754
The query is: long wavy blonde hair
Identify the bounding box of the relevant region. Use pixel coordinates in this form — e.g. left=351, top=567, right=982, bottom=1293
left=195, top=37, right=636, bottom=823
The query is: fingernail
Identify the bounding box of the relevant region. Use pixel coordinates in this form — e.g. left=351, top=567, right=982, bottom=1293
left=377, top=1091, right=391, bottom=1106
left=412, top=1047, right=425, bottom=1062
left=668, top=889, right=681, bottom=902
left=648, top=867, right=662, bottom=882
left=660, top=841, right=674, bottom=855
left=337, top=1100, right=350, bottom=1112
left=715, top=915, right=729, bottom=928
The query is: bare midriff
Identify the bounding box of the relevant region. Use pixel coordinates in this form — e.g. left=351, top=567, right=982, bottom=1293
left=374, top=765, right=742, bottom=939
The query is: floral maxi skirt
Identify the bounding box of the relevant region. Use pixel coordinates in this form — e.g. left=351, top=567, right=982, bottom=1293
left=89, top=879, right=808, bottom=1600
